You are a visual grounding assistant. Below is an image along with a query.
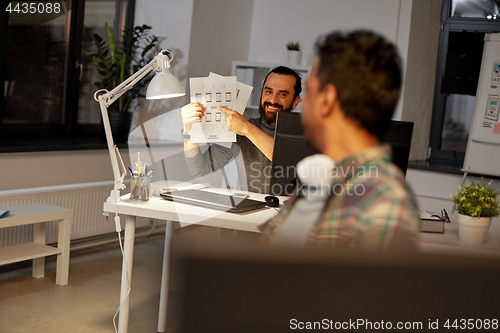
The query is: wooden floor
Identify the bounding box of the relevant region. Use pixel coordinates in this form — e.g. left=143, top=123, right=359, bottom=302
left=0, top=224, right=227, bottom=333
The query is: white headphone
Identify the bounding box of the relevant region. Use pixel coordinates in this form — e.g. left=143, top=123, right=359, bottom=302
left=296, top=154, right=335, bottom=187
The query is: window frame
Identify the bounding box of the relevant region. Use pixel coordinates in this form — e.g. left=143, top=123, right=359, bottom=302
left=0, top=0, right=136, bottom=153
left=429, top=0, right=500, bottom=166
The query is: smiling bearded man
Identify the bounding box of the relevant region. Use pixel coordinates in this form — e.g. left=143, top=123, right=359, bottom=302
left=181, top=66, right=302, bottom=194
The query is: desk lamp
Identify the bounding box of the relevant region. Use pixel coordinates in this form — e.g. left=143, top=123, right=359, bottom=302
left=94, top=49, right=185, bottom=205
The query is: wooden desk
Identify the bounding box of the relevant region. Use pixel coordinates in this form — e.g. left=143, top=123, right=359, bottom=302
left=103, top=190, right=284, bottom=333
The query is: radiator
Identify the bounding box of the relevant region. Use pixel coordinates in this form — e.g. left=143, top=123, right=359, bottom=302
left=0, top=181, right=150, bottom=246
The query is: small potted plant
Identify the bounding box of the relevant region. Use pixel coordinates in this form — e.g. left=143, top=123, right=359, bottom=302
left=451, top=179, right=500, bottom=245
left=286, top=41, right=301, bottom=65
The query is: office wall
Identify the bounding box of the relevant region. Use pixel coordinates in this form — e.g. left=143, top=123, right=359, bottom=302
left=247, top=0, right=408, bottom=66
left=0, top=150, right=117, bottom=191
left=400, top=0, right=441, bottom=161
left=133, top=0, right=194, bottom=128
left=188, top=0, right=254, bottom=78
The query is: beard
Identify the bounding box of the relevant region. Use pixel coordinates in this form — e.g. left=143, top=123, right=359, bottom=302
left=259, top=100, right=294, bottom=127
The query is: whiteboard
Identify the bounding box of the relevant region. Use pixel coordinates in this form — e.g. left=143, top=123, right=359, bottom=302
left=463, top=33, right=500, bottom=177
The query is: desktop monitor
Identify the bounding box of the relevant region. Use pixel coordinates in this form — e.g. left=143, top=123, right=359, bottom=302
left=269, top=112, right=414, bottom=196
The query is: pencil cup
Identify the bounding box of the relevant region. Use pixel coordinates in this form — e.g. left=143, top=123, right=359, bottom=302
left=130, top=176, right=152, bottom=201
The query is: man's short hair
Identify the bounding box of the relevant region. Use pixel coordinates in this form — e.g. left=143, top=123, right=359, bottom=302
left=315, top=30, right=402, bottom=139
left=263, top=66, right=302, bottom=98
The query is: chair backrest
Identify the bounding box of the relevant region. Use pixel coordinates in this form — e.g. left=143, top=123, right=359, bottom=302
left=177, top=244, right=500, bottom=333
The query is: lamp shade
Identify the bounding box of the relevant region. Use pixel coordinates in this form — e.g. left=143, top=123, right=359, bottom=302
left=146, top=68, right=186, bottom=100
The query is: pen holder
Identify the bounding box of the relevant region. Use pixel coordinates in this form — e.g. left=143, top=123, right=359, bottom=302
left=130, top=176, right=152, bottom=201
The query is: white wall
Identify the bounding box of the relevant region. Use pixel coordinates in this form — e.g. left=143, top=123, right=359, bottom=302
left=246, top=0, right=413, bottom=121
left=133, top=0, right=194, bottom=130
left=188, top=0, right=254, bottom=78
left=247, top=0, right=407, bottom=66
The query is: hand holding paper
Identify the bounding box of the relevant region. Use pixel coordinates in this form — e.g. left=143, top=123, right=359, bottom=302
left=181, top=102, right=206, bottom=134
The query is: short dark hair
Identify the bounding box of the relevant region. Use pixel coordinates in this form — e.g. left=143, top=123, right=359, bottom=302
left=315, top=30, right=402, bottom=139
left=263, top=66, right=302, bottom=98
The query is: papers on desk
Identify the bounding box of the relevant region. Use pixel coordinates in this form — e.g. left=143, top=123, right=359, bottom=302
left=419, top=211, right=447, bottom=234
left=162, top=182, right=210, bottom=192
left=151, top=181, right=210, bottom=196
left=189, top=72, right=253, bottom=144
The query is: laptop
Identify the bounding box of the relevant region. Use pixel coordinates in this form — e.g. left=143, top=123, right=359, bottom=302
left=160, top=190, right=268, bottom=214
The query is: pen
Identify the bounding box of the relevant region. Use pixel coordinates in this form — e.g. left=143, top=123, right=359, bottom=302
left=137, top=152, right=141, bottom=176
left=128, top=166, right=134, bottom=176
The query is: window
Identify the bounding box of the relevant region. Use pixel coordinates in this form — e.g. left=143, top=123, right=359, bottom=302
left=0, top=0, right=135, bottom=152
left=429, top=0, right=500, bottom=166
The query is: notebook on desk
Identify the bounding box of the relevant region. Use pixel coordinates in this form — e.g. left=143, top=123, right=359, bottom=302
left=160, top=190, right=268, bottom=214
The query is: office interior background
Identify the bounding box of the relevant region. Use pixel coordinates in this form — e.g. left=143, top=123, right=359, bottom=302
left=2, top=0, right=500, bottom=310
left=3, top=0, right=500, bottom=331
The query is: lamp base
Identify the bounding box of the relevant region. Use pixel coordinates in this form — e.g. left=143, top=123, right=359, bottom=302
left=106, top=189, right=122, bottom=204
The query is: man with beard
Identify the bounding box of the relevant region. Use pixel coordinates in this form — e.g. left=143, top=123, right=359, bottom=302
left=181, top=66, right=302, bottom=194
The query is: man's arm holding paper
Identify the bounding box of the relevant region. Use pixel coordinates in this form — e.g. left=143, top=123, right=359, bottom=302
left=182, top=103, right=273, bottom=159
left=219, top=106, right=274, bottom=160
left=181, top=102, right=236, bottom=178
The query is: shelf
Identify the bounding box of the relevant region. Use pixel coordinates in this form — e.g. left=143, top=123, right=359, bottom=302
left=0, top=242, right=62, bottom=265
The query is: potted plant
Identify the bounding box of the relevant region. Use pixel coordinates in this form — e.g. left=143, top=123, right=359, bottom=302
left=286, top=41, right=301, bottom=65
left=451, top=179, right=500, bottom=245
left=92, top=24, right=160, bottom=142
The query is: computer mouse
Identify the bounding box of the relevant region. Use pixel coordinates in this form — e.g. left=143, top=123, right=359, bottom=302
left=265, top=195, right=280, bottom=207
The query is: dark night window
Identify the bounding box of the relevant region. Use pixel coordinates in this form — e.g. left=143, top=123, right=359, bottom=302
left=0, top=0, right=135, bottom=152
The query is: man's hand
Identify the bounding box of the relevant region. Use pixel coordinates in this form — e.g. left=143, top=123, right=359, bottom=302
left=219, top=106, right=275, bottom=160
left=219, top=106, right=251, bottom=136
left=181, top=102, right=205, bottom=134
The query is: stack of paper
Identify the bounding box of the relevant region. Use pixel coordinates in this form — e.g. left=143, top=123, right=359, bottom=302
left=189, top=73, right=253, bottom=144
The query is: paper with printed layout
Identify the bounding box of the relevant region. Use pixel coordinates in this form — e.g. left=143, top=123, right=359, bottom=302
left=189, top=73, right=253, bottom=144
left=209, top=72, right=253, bottom=115
left=189, top=75, right=237, bottom=143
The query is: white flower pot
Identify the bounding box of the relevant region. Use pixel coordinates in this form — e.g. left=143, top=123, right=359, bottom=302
left=457, top=213, right=492, bottom=245
left=287, top=50, right=302, bottom=65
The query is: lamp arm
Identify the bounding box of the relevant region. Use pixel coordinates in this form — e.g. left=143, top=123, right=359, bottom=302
left=95, top=59, right=156, bottom=203
left=97, top=96, right=126, bottom=203
left=98, top=59, right=156, bottom=108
